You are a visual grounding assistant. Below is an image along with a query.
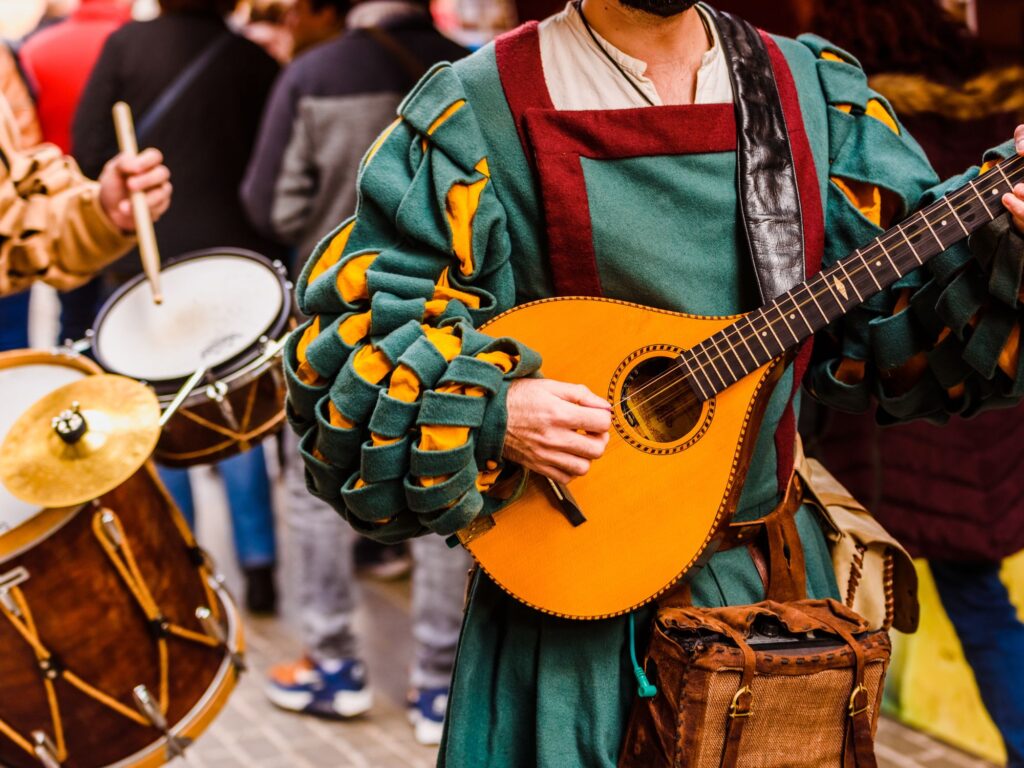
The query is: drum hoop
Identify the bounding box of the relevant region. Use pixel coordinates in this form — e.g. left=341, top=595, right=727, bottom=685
left=105, top=587, right=243, bottom=768
left=0, top=347, right=103, bottom=377
left=156, top=335, right=287, bottom=409
left=91, top=248, right=292, bottom=394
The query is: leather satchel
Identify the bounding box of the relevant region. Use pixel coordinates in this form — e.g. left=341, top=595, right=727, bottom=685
left=618, top=599, right=890, bottom=768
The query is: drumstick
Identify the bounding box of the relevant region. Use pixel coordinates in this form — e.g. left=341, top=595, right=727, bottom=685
left=112, top=101, right=163, bottom=305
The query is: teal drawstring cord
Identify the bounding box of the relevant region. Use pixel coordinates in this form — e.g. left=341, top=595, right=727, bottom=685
left=628, top=613, right=658, bottom=698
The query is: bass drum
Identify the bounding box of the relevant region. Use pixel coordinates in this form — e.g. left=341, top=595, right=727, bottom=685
left=91, top=248, right=292, bottom=467
left=0, top=349, right=243, bottom=768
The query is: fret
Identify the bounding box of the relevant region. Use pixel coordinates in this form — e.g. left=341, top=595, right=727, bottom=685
left=921, top=210, right=945, bottom=251
left=707, top=333, right=739, bottom=381
left=836, top=261, right=865, bottom=303
left=783, top=293, right=816, bottom=334
left=814, top=270, right=847, bottom=316
left=732, top=316, right=759, bottom=367
left=797, top=281, right=828, bottom=325
left=895, top=222, right=924, bottom=265
left=677, top=353, right=711, bottom=402
left=943, top=197, right=971, bottom=236
left=856, top=251, right=883, bottom=290
left=969, top=180, right=994, bottom=218
left=771, top=302, right=799, bottom=343
left=863, top=244, right=901, bottom=286
left=760, top=307, right=786, bottom=349
left=721, top=327, right=757, bottom=373
left=745, top=312, right=774, bottom=358
left=696, top=342, right=728, bottom=391
left=995, top=163, right=1014, bottom=193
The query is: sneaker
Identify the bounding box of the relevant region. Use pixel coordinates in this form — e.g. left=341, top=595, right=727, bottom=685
left=265, top=657, right=373, bottom=718
left=354, top=538, right=412, bottom=581
left=407, top=686, right=448, bottom=746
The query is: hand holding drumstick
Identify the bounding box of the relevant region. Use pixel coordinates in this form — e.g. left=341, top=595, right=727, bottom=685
left=99, top=102, right=172, bottom=302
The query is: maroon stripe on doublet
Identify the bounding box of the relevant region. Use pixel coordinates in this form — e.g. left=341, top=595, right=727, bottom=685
left=495, top=23, right=738, bottom=296
left=760, top=30, right=826, bottom=490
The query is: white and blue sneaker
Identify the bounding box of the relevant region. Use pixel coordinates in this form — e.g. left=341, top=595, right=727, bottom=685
left=408, top=686, right=448, bottom=746
left=265, top=657, right=373, bottom=718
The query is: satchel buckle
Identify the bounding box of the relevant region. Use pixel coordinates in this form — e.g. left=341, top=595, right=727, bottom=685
left=728, top=686, right=753, bottom=719
left=848, top=684, right=869, bottom=717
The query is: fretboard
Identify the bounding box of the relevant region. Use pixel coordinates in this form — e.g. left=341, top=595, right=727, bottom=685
left=679, top=152, right=1024, bottom=402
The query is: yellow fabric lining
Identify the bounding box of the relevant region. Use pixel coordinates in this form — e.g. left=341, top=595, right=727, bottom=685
left=475, top=158, right=490, bottom=177
left=388, top=365, right=422, bottom=403
left=296, top=317, right=324, bottom=385
left=352, top=344, right=393, bottom=385
left=339, top=311, right=372, bottom=346
left=309, top=220, right=356, bottom=284
left=446, top=177, right=489, bottom=276
left=427, top=100, right=466, bottom=136
left=417, top=349, right=519, bottom=489
left=831, top=100, right=900, bottom=135
left=980, top=160, right=997, bottom=176
left=999, top=325, right=1020, bottom=379
left=328, top=401, right=355, bottom=429
left=364, top=117, right=402, bottom=167
left=832, top=176, right=883, bottom=227
left=337, top=253, right=376, bottom=303
left=433, top=267, right=481, bottom=308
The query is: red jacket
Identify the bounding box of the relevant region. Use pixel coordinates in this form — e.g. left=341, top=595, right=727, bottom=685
left=20, top=0, right=130, bottom=154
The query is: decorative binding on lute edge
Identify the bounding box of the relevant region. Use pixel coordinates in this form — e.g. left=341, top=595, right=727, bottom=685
left=679, top=153, right=1024, bottom=401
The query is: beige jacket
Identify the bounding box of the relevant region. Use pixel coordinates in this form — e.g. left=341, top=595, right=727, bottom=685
left=0, top=96, right=132, bottom=296
left=0, top=44, right=41, bottom=149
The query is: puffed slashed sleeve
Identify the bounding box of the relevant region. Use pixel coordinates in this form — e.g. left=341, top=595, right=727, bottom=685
left=0, top=98, right=132, bottom=295
left=284, top=64, right=541, bottom=543
left=800, top=35, right=1024, bottom=423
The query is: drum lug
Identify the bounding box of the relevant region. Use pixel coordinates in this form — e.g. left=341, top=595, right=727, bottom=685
left=0, top=566, right=30, bottom=618
left=31, top=731, right=62, bottom=768
left=132, top=685, right=192, bottom=759
left=205, top=381, right=240, bottom=431
left=196, top=606, right=247, bottom=672
left=98, top=510, right=123, bottom=549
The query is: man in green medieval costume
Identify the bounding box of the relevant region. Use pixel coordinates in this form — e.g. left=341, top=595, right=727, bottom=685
left=283, top=1, right=1024, bottom=765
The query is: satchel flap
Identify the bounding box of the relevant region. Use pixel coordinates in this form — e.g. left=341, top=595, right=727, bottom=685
left=659, top=598, right=872, bottom=638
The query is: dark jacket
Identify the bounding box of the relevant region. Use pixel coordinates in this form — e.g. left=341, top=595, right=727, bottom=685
left=73, top=11, right=286, bottom=273
left=241, top=13, right=467, bottom=264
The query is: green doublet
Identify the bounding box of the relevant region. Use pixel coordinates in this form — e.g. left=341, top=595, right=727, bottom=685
left=285, top=22, right=1024, bottom=768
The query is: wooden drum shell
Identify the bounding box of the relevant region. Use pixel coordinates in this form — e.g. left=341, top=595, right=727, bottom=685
left=155, top=362, right=286, bottom=468
left=0, top=466, right=240, bottom=768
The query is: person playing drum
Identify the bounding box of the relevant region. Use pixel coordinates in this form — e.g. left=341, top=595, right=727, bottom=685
left=0, top=94, right=172, bottom=297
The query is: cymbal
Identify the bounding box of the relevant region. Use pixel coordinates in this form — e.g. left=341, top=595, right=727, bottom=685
left=0, top=374, right=160, bottom=508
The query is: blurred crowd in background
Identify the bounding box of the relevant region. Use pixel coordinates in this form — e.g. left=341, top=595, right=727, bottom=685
left=0, top=0, right=1021, bottom=761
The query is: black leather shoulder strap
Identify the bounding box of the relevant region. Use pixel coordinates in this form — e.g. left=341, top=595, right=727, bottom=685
left=702, top=5, right=805, bottom=302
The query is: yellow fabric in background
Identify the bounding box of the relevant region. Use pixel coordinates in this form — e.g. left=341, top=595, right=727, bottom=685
left=888, top=554, right=1024, bottom=765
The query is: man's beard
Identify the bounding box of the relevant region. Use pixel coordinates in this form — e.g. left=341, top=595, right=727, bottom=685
left=618, top=0, right=698, bottom=17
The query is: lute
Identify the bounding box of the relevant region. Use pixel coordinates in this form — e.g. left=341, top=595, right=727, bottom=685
left=458, top=152, right=1024, bottom=620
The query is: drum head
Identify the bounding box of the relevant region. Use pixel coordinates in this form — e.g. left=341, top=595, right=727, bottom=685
left=94, top=252, right=286, bottom=388
left=0, top=353, right=95, bottom=534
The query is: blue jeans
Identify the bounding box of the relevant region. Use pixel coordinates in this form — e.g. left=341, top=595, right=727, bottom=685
left=158, top=445, right=276, bottom=569
left=931, top=559, right=1024, bottom=767
left=0, top=291, right=30, bottom=351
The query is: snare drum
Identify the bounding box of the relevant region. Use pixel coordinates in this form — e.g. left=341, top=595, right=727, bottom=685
left=0, top=349, right=243, bottom=768
left=91, top=249, right=292, bottom=467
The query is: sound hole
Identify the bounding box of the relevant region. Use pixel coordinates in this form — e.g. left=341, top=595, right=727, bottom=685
left=620, top=356, right=703, bottom=443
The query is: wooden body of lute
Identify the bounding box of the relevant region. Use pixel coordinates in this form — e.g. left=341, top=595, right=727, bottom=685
left=461, top=298, right=782, bottom=620
left=458, top=151, right=1024, bottom=620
